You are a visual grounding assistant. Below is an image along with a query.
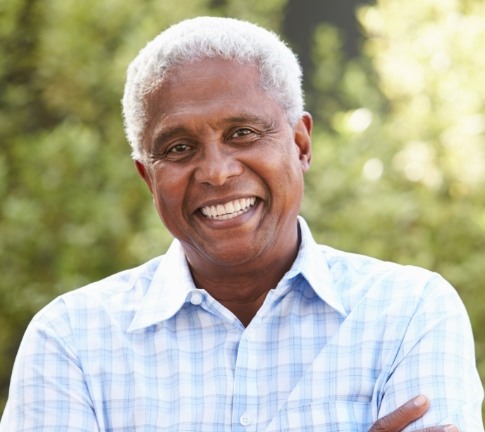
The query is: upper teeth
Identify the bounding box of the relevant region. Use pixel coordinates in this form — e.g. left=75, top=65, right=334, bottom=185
left=201, top=197, right=256, bottom=220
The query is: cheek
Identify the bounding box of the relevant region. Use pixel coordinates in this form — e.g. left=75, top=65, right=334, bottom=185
left=277, top=159, right=305, bottom=203
left=151, top=171, right=187, bottom=212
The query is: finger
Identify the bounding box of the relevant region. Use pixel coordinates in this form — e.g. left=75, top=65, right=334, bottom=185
left=369, top=395, right=430, bottom=431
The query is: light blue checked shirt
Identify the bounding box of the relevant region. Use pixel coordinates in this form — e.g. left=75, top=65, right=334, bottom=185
left=1, top=218, right=483, bottom=431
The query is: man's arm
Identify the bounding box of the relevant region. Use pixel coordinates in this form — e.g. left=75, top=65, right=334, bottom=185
left=0, top=300, right=100, bottom=432
left=375, top=275, right=483, bottom=430
left=1, top=319, right=463, bottom=432
left=369, top=395, right=459, bottom=432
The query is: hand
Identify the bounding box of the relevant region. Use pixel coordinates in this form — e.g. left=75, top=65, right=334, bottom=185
left=368, top=395, right=459, bottom=432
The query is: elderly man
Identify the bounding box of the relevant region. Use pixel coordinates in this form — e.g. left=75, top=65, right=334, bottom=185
left=1, top=17, right=482, bottom=431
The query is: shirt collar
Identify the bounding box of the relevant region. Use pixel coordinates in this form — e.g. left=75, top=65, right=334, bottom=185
left=293, top=216, right=347, bottom=317
left=127, top=216, right=346, bottom=331
left=127, top=239, right=197, bottom=332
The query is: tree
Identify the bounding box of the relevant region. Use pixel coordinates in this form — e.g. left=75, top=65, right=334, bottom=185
left=0, top=0, right=288, bottom=411
left=1, top=0, right=484, bottom=421
left=302, top=0, right=485, bottom=405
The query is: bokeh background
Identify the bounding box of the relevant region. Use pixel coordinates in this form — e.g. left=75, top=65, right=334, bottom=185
left=1, top=0, right=484, bottom=419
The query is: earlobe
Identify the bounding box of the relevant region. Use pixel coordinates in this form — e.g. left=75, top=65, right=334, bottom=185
left=294, top=112, right=312, bottom=172
left=134, top=160, right=154, bottom=193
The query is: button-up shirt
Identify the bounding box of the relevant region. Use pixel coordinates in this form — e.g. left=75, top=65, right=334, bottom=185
left=1, top=217, right=483, bottom=431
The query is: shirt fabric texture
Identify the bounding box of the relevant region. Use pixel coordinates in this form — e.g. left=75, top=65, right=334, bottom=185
left=1, top=217, right=483, bottom=431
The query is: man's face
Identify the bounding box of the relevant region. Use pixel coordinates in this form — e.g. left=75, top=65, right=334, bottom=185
left=136, top=57, right=312, bottom=270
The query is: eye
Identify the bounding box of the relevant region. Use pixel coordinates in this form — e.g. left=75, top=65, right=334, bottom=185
left=231, top=128, right=254, bottom=138
left=169, top=143, right=191, bottom=153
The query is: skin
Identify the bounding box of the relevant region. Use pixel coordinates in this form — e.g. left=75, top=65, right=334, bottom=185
left=136, top=57, right=312, bottom=326
left=368, top=395, right=459, bottom=431
left=134, top=57, right=459, bottom=432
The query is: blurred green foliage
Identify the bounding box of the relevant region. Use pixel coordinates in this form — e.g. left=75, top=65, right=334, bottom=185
left=1, top=0, right=484, bottom=419
left=303, top=0, right=485, bottom=401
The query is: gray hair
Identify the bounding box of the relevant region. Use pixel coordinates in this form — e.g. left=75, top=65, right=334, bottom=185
left=122, top=16, right=304, bottom=160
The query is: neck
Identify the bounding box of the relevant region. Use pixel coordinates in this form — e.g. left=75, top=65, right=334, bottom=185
left=186, top=226, right=301, bottom=326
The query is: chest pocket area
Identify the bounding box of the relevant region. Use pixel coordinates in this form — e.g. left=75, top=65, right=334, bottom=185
left=271, top=400, right=373, bottom=431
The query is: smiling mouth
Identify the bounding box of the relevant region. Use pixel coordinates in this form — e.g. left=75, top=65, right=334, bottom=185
left=200, top=197, right=256, bottom=220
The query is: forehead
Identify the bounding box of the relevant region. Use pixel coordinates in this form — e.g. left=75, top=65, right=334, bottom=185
left=143, top=58, right=284, bottom=136
left=150, top=58, right=264, bottom=107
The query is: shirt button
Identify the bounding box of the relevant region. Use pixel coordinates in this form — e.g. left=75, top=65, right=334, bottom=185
left=240, top=413, right=251, bottom=426
left=190, top=291, right=203, bottom=305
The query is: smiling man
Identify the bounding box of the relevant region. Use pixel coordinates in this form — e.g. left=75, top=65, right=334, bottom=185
left=135, top=56, right=312, bottom=327
left=1, top=17, right=482, bottom=432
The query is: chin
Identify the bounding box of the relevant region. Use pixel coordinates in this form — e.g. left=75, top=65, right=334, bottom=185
left=204, top=242, right=266, bottom=268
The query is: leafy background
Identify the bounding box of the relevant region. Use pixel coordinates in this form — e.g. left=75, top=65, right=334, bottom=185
left=1, top=0, right=484, bottom=419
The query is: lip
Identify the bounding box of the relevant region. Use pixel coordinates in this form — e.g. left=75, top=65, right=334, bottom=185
left=201, top=196, right=256, bottom=218
left=195, top=196, right=261, bottom=226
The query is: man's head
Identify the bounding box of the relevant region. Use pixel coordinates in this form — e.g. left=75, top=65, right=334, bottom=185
left=122, top=16, right=304, bottom=160
left=125, top=17, right=312, bottom=273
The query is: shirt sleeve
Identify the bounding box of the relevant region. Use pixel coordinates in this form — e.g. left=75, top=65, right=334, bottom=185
left=0, top=299, right=100, bottom=432
left=377, top=274, right=484, bottom=431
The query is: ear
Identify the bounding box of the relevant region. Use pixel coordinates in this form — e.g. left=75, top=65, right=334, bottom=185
left=134, top=160, right=154, bottom=194
left=294, top=112, right=312, bottom=172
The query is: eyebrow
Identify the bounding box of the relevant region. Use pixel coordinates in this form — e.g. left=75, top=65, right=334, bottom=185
left=150, top=113, right=276, bottom=151
left=222, top=114, right=275, bottom=129
left=151, top=126, right=192, bottom=151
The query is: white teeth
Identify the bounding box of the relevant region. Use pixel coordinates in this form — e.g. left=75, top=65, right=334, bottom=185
left=201, top=197, right=256, bottom=220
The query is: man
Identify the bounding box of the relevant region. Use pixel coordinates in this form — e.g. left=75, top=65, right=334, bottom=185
left=1, top=17, right=482, bottom=431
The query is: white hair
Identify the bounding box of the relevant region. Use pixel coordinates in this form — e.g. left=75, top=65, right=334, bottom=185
left=122, top=16, right=304, bottom=160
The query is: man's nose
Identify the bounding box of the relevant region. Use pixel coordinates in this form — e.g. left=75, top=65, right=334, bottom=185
left=194, top=143, right=243, bottom=186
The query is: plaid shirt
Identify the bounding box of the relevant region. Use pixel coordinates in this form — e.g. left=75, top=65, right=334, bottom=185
left=1, top=217, right=483, bottom=431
